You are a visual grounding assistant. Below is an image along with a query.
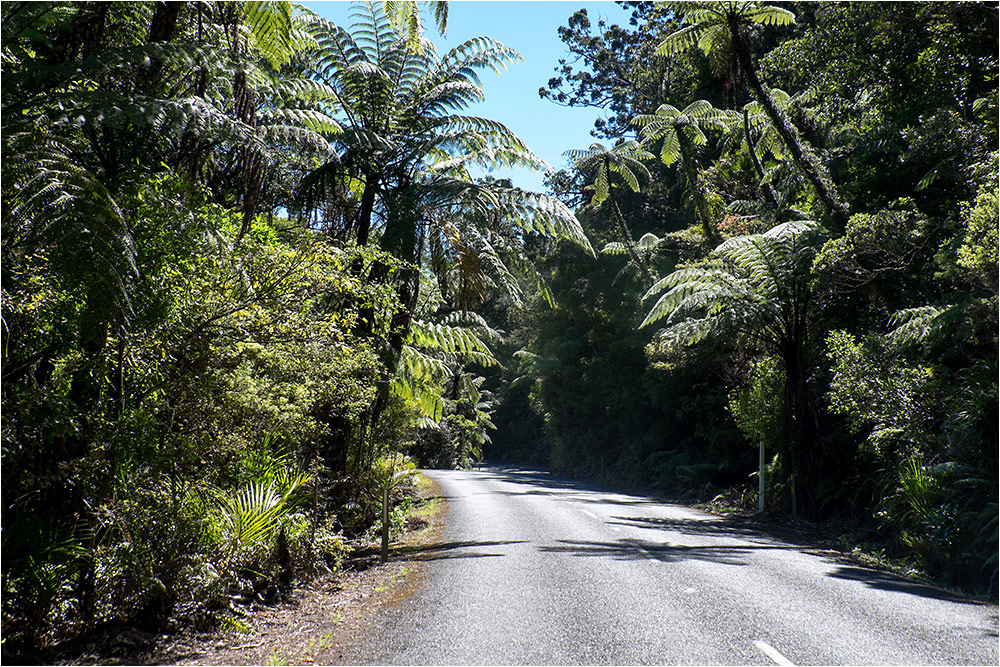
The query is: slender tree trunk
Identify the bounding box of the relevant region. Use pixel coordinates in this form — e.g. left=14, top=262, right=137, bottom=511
left=363, top=196, right=421, bottom=428
left=356, top=174, right=381, bottom=246
left=113, top=322, right=126, bottom=419
left=381, top=482, right=390, bottom=562
left=677, top=134, right=720, bottom=245
left=782, top=329, right=815, bottom=518
left=610, top=195, right=654, bottom=282
left=743, top=109, right=781, bottom=209
left=731, top=21, right=848, bottom=231
left=598, top=157, right=653, bottom=282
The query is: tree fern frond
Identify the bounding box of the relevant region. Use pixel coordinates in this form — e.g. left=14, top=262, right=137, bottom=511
left=3, top=122, right=137, bottom=305
left=653, top=316, right=717, bottom=348
left=407, top=319, right=495, bottom=358
left=641, top=266, right=729, bottom=302
left=748, top=5, right=796, bottom=25
left=259, top=108, right=342, bottom=136
left=399, top=344, right=451, bottom=381
left=602, top=242, right=630, bottom=256
left=762, top=219, right=823, bottom=240
left=242, top=1, right=296, bottom=69
left=438, top=310, right=502, bottom=340
left=637, top=233, right=662, bottom=251
left=887, top=305, right=955, bottom=346
left=656, top=23, right=705, bottom=56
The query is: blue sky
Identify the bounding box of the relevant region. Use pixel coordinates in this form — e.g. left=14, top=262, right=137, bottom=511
left=302, top=1, right=632, bottom=193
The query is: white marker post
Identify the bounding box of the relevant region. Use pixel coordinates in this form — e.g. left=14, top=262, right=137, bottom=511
left=758, top=436, right=765, bottom=514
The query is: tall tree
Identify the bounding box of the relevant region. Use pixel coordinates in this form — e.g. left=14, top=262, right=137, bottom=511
left=641, top=220, right=826, bottom=512
left=295, top=3, right=592, bottom=428
left=634, top=99, right=730, bottom=244
left=658, top=1, right=849, bottom=229
left=565, top=141, right=655, bottom=281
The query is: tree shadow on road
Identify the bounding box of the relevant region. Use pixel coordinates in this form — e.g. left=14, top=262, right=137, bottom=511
left=441, top=465, right=994, bottom=607
left=538, top=538, right=786, bottom=566
left=391, top=540, right=527, bottom=562
left=611, top=515, right=781, bottom=545
left=478, top=465, right=667, bottom=507
left=828, top=565, right=990, bottom=606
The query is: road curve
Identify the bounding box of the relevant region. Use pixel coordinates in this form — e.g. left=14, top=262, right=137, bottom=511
left=342, top=465, right=999, bottom=665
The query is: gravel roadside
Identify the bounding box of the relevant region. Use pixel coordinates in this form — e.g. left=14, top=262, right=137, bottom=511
left=142, top=475, right=447, bottom=666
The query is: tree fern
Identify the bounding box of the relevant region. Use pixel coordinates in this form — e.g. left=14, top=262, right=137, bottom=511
left=657, top=1, right=847, bottom=227
left=2, top=121, right=137, bottom=306
left=298, top=5, right=591, bottom=261
left=641, top=220, right=825, bottom=341
left=634, top=100, right=729, bottom=242
left=241, top=1, right=296, bottom=70
left=887, top=305, right=956, bottom=347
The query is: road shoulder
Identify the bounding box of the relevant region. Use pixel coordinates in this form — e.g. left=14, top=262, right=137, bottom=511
left=148, top=475, right=447, bottom=666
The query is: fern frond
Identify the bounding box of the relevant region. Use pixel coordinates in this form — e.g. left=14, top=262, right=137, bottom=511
left=242, top=1, right=296, bottom=69
left=887, top=305, right=954, bottom=345
left=657, top=23, right=705, bottom=56
left=399, top=344, right=450, bottom=382
left=637, top=233, right=662, bottom=251
left=408, top=319, right=495, bottom=358
left=392, top=363, right=444, bottom=420
left=749, top=5, right=796, bottom=25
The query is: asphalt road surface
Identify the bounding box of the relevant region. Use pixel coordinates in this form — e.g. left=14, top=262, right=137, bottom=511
left=345, top=465, right=999, bottom=665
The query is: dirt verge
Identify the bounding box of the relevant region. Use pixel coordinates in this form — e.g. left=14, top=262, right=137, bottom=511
left=157, top=475, right=447, bottom=666
left=31, top=475, right=448, bottom=666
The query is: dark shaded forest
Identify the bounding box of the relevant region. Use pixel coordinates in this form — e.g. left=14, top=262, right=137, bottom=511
left=2, top=0, right=997, bottom=655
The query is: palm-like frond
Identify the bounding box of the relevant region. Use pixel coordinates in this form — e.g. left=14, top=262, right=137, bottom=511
left=2, top=121, right=137, bottom=304
left=408, top=319, right=497, bottom=359
left=652, top=316, right=720, bottom=350
left=392, top=365, right=446, bottom=420
left=382, top=0, right=448, bottom=53
left=565, top=141, right=653, bottom=204
left=641, top=221, right=824, bottom=351
left=301, top=4, right=591, bottom=267
left=241, top=1, right=296, bottom=69
left=603, top=233, right=663, bottom=281
left=747, top=5, right=796, bottom=25
left=214, top=469, right=310, bottom=548
left=602, top=242, right=631, bottom=256
left=400, top=343, right=452, bottom=379
left=394, top=310, right=501, bottom=420
left=418, top=176, right=593, bottom=256
left=635, top=100, right=730, bottom=167
left=887, top=305, right=956, bottom=346
left=729, top=88, right=817, bottom=163
left=638, top=233, right=662, bottom=251
left=657, top=2, right=795, bottom=58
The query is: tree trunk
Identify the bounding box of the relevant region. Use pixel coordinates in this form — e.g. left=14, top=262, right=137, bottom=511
left=731, top=20, right=848, bottom=231
left=113, top=322, right=126, bottom=419
left=148, top=1, right=185, bottom=42
left=678, top=133, right=720, bottom=245
left=356, top=174, right=381, bottom=247
left=381, top=482, right=390, bottom=562
left=610, top=195, right=654, bottom=282
left=743, top=109, right=781, bottom=210
left=782, top=332, right=815, bottom=518
left=146, top=2, right=186, bottom=86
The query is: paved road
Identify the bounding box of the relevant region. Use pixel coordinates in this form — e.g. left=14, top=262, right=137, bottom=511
left=345, top=465, right=999, bottom=665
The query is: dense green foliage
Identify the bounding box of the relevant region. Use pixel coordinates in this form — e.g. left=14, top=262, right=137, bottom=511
left=2, top=1, right=997, bottom=653
left=1, top=0, right=588, bottom=652
left=495, top=0, right=997, bottom=595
